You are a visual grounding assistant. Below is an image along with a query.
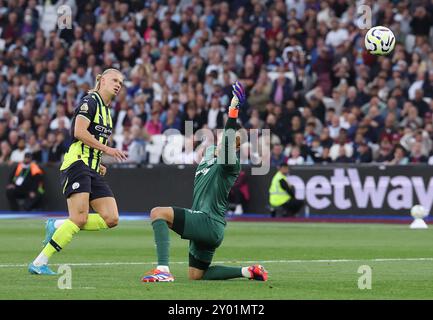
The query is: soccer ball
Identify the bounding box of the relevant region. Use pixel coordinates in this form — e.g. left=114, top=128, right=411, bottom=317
left=411, top=205, right=428, bottom=219
left=364, top=26, right=395, bottom=55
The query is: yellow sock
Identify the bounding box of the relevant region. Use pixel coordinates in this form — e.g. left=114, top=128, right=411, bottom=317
left=42, top=219, right=80, bottom=258
left=82, top=214, right=108, bottom=231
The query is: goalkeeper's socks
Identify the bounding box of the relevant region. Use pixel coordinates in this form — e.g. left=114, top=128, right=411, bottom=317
left=152, top=219, right=170, bottom=266
left=241, top=267, right=251, bottom=278
left=157, top=265, right=170, bottom=273
left=202, top=266, right=243, bottom=280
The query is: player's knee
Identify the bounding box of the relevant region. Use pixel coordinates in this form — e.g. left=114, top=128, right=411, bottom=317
left=70, top=206, right=89, bottom=227
left=188, top=268, right=205, bottom=280
left=106, top=215, right=119, bottom=228
left=188, top=273, right=203, bottom=280
left=71, top=215, right=88, bottom=228
left=150, top=207, right=164, bottom=221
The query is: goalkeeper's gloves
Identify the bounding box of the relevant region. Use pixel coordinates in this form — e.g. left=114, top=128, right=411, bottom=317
left=229, top=81, right=246, bottom=118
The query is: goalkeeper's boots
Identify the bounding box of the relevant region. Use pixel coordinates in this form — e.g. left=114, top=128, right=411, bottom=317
left=28, top=263, right=57, bottom=275
left=248, top=264, right=268, bottom=281
left=141, top=269, right=175, bottom=282
left=42, top=218, right=56, bottom=246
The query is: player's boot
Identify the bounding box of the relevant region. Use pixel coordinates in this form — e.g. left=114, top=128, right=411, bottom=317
left=248, top=264, right=268, bottom=281
left=28, top=263, right=57, bottom=275
left=42, top=218, right=56, bottom=246
left=141, top=269, right=175, bottom=282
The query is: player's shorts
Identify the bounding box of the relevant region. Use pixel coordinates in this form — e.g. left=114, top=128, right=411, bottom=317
left=171, top=206, right=225, bottom=270
left=60, top=160, right=114, bottom=200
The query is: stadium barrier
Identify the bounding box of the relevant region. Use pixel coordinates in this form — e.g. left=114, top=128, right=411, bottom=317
left=0, top=164, right=431, bottom=215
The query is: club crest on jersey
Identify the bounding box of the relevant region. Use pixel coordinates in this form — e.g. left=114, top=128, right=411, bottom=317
left=80, top=103, right=89, bottom=112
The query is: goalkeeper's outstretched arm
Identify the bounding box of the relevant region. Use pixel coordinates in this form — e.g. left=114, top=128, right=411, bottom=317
left=220, top=81, right=245, bottom=168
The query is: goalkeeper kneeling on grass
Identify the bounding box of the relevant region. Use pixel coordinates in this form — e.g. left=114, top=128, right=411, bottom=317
left=141, top=81, right=268, bottom=282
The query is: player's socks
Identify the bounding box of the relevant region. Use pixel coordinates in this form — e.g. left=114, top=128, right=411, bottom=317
left=41, top=219, right=80, bottom=259
left=241, top=267, right=251, bottom=278
left=202, top=266, right=242, bottom=280
left=152, top=219, right=170, bottom=266
left=33, top=252, right=49, bottom=266
left=53, top=214, right=108, bottom=231
left=54, top=219, right=65, bottom=228
left=82, top=214, right=109, bottom=230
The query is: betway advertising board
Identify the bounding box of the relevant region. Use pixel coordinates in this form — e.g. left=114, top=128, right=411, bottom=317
left=286, top=165, right=433, bottom=215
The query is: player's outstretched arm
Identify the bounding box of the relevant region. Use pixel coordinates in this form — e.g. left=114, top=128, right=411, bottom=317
left=225, top=80, right=245, bottom=129
left=220, top=81, right=245, bottom=167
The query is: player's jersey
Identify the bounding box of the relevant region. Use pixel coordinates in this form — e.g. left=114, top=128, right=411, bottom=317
left=191, top=118, right=240, bottom=225
left=60, top=92, right=113, bottom=173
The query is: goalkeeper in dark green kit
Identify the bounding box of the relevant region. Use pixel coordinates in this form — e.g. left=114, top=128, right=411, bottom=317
left=141, top=81, right=268, bottom=282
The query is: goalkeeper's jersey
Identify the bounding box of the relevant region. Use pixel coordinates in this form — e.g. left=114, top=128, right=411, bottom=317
left=191, top=118, right=240, bottom=225
left=60, top=92, right=113, bottom=173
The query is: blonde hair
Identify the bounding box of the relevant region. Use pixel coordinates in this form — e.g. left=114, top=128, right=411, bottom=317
left=88, top=68, right=122, bottom=94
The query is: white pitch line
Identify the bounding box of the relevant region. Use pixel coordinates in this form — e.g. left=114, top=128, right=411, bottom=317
left=1, top=257, right=433, bottom=268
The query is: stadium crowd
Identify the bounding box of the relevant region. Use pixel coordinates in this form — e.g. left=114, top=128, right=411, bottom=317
left=1, top=0, right=433, bottom=167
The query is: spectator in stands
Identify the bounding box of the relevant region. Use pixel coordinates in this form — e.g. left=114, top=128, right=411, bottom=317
left=354, top=141, right=373, bottom=163
left=0, top=140, right=12, bottom=164
left=205, top=95, right=225, bottom=130
left=376, top=136, right=394, bottom=163
left=334, top=144, right=353, bottom=163
left=308, top=137, right=323, bottom=163
left=317, top=147, right=333, bottom=164
left=49, top=103, right=71, bottom=131
left=400, top=128, right=432, bottom=157
left=287, top=146, right=305, bottom=165
left=328, top=114, right=341, bottom=140
left=47, top=131, right=67, bottom=164
left=388, top=144, right=409, bottom=165
left=319, top=127, right=334, bottom=149
left=0, top=0, right=432, bottom=168
left=161, top=100, right=183, bottom=132
left=248, top=68, right=273, bottom=112
left=10, top=136, right=28, bottom=163
left=400, top=103, right=423, bottom=130
left=269, top=143, right=286, bottom=168
left=409, top=141, right=428, bottom=163
left=329, top=129, right=353, bottom=161
left=412, top=89, right=429, bottom=118
left=127, top=125, right=147, bottom=164
left=181, top=102, right=203, bottom=135
left=6, top=152, right=44, bottom=211
left=145, top=110, right=163, bottom=136
left=270, top=72, right=293, bottom=106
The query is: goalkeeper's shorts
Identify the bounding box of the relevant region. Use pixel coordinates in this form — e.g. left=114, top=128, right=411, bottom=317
left=171, top=206, right=225, bottom=270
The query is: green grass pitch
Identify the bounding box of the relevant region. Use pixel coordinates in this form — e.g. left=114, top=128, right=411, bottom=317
left=1, top=219, right=433, bottom=299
